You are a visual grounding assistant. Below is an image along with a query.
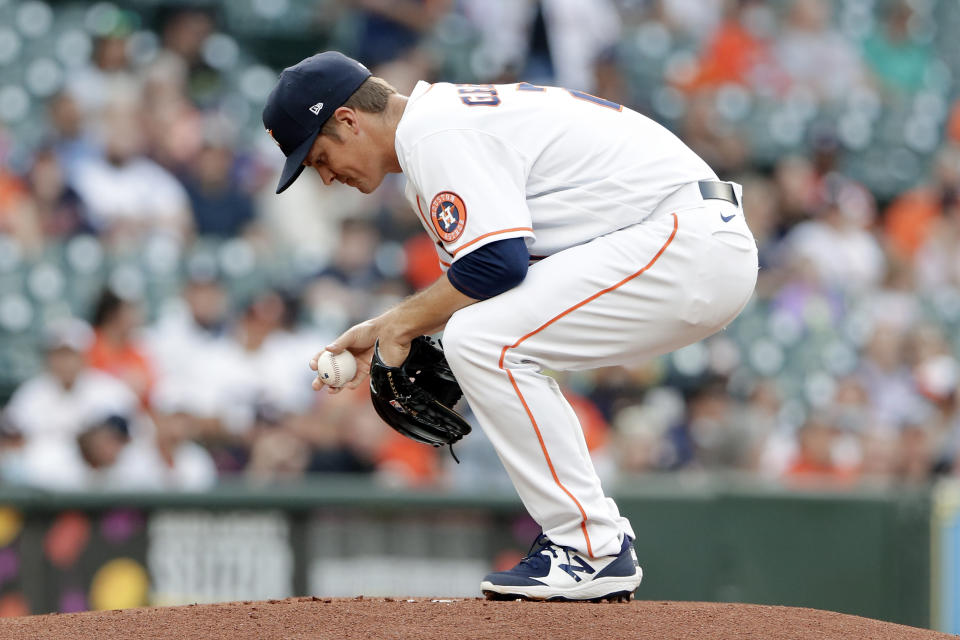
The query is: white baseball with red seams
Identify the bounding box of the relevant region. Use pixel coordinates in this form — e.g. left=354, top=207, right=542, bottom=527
left=394, top=81, right=759, bottom=561
left=316, top=350, right=357, bottom=388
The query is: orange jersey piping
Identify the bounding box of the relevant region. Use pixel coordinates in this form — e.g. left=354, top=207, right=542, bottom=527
left=498, top=213, right=679, bottom=557
left=451, top=227, right=534, bottom=256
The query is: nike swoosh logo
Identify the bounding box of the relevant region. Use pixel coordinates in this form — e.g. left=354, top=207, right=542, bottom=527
left=720, top=212, right=735, bottom=222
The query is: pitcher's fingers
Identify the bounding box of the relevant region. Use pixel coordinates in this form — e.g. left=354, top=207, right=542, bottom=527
left=324, top=337, right=350, bottom=354
left=346, top=372, right=369, bottom=390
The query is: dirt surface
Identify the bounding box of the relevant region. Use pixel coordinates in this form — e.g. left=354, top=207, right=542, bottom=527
left=0, top=598, right=955, bottom=640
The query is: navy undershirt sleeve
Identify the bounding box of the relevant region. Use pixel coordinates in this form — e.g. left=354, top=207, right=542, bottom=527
left=446, top=237, right=529, bottom=300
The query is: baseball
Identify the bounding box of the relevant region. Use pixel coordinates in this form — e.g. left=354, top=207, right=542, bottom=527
left=315, top=350, right=357, bottom=388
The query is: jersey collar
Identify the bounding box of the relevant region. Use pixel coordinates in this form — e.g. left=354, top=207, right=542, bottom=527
left=406, top=81, right=433, bottom=108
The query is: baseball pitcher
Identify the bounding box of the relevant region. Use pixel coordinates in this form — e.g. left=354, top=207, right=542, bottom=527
left=263, top=52, right=758, bottom=601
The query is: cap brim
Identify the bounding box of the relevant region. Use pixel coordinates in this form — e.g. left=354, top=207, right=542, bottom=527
left=275, top=130, right=321, bottom=194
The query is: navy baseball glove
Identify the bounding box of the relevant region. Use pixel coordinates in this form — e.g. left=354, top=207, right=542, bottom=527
left=369, top=336, right=471, bottom=461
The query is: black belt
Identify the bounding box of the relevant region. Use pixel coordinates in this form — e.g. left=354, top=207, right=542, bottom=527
left=698, top=181, right=738, bottom=206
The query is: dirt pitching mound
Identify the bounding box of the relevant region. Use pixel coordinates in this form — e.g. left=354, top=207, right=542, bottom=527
left=0, top=597, right=954, bottom=640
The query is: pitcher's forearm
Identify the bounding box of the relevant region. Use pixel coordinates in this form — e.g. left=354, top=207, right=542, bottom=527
left=378, top=274, right=477, bottom=344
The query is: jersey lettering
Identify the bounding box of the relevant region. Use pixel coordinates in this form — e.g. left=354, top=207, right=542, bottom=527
left=517, top=83, right=622, bottom=111
left=567, top=89, right=622, bottom=111
left=457, top=84, right=500, bottom=107
left=458, top=83, right=622, bottom=111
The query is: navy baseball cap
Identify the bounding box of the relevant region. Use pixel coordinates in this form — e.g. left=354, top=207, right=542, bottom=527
left=262, top=52, right=371, bottom=194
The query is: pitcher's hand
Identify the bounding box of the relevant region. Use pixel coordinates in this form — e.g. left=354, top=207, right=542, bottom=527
left=309, top=320, right=382, bottom=393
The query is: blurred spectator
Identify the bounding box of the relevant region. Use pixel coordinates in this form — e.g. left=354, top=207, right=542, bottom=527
left=71, top=104, right=194, bottom=243
left=783, top=413, right=858, bottom=486
left=88, top=288, right=156, bottom=407
left=145, top=266, right=228, bottom=380
left=105, top=405, right=217, bottom=490
left=866, top=258, right=919, bottom=332
left=185, top=289, right=318, bottom=447
left=77, top=415, right=131, bottom=482
left=862, top=0, right=932, bottom=96
left=680, top=91, right=750, bottom=175
left=45, top=92, right=101, bottom=181
left=461, top=0, right=620, bottom=91
left=774, top=0, right=866, bottom=101
left=3, top=147, right=92, bottom=253
left=0, top=166, right=39, bottom=251
left=611, top=402, right=673, bottom=474
left=153, top=8, right=221, bottom=108
left=884, top=146, right=960, bottom=259
left=858, top=426, right=899, bottom=481
left=254, top=164, right=375, bottom=259
left=604, top=382, right=685, bottom=473
left=0, top=414, right=25, bottom=485
left=913, top=179, right=960, bottom=291
left=769, top=254, right=845, bottom=327
left=2, top=319, right=140, bottom=489
left=772, top=154, right=820, bottom=230
left=898, top=422, right=936, bottom=483
left=24, top=148, right=92, bottom=243
left=857, top=322, right=918, bottom=429
left=376, top=428, right=442, bottom=487
left=828, top=376, right=873, bottom=463
left=655, top=0, right=725, bottom=41
left=733, top=379, right=782, bottom=471
left=567, top=389, right=614, bottom=479
left=950, top=101, right=960, bottom=145
left=684, top=0, right=777, bottom=92
left=67, top=25, right=140, bottom=117
left=246, top=403, right=313, bottom=482
left=181, top=141, right=257, bottom=237
left=318, top=218, right=386, bottom=289
left=738, top=173, right=783, bottom=293
left=350, top=0, right=453, bottom=68
left=669, top=380, right=756, bottom=470
left=782, top=174, right=883, bottom=292
left=144, top=268, right=235, bottom=452
left=291, top=387, right=390, bottom=478
left=140, top=61, right=205, bottom=173
left=908, top=323, right=953, bottom=373
left=911, top=351, right=960, bottom=474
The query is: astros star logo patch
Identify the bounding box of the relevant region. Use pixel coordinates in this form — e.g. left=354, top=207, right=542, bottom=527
left=430, top=191, right=467, bottom=243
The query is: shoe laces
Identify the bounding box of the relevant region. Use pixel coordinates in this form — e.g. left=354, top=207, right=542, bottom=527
left=519, top=534, right=575, bottom=571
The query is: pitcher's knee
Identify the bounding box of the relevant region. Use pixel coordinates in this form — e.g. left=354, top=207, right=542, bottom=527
left=441, top=309, right=496, bottom=374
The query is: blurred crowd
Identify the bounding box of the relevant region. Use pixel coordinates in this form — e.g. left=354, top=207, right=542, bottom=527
left=1, top=0, right=960, bottom=491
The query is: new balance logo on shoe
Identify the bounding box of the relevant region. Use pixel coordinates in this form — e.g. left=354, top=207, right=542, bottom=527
left=558, top=555, right=595, bottom=582
left=309, top=102, right=324, bottom=115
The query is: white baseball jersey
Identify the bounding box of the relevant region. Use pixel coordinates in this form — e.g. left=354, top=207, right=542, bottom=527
left=395, top=81, right=717, bottom=266
left=394, top=80, right=758, bottom=562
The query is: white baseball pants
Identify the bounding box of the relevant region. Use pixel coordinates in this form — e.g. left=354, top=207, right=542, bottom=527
left=441, top=182, right=758, bottom=558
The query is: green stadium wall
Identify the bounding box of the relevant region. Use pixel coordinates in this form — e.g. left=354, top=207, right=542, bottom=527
left=0, top=476, right=938, bottom=628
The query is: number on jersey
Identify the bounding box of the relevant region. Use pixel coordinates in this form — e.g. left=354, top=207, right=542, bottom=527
left=457, top=84, right=500, bottom=106
left=456, top=82, right=622, bottom=111
left=517, top=82, right=622, bottom=111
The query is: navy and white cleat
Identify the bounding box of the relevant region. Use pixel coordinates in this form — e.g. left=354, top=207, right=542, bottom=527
left=481, top=534, right=642, bottom=602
